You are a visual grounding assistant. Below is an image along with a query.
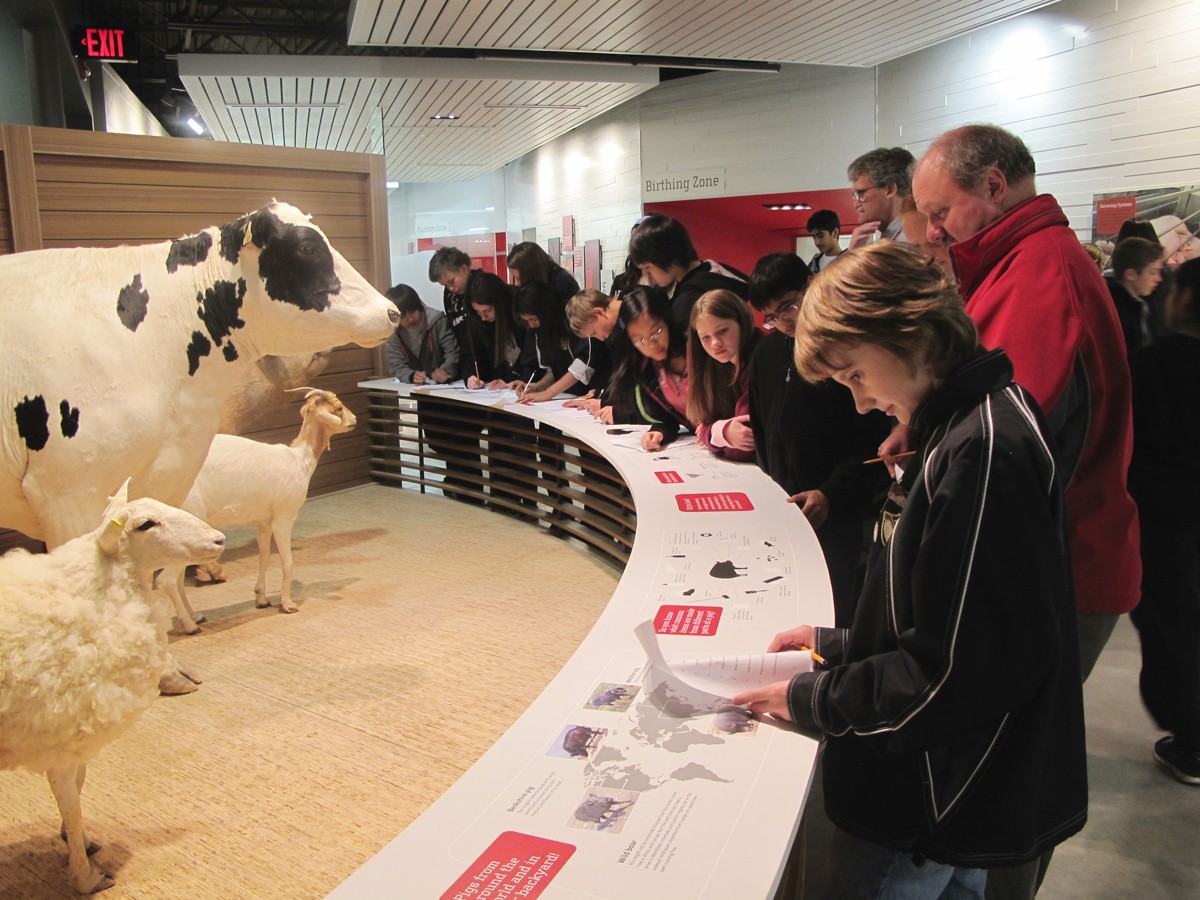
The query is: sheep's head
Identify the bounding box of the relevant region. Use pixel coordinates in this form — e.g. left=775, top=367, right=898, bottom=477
left=98, top=484, right=226, bottom=571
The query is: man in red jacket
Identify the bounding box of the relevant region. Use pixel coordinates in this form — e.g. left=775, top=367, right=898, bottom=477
left=914, top=122, right=1140, bottom=899
left=913, top=124, right=1139, bottom=682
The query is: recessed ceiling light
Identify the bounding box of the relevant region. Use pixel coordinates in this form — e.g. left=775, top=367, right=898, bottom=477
left=763, top=203, right=811, bottom=211
left=431, top=114, right=459, bottom=120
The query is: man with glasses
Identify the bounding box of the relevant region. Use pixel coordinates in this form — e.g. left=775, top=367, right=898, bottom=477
left=806, top=209, right=845, bottom=274
left=846, top=147, right=916, bottom=248
left=747, top=252, right=890, bottom=628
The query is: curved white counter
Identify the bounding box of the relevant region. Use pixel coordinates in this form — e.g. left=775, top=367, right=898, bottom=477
left=334, top=379, right=833, bottom=899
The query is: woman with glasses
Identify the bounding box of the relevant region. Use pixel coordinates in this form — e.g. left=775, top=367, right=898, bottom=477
left=600, top=286, right=693, bottom=451
left=747, top=252, right=890, bottom=627
left=685, top=290, right=763, bottom=461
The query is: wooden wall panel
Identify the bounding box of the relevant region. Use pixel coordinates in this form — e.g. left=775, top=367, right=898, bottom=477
left=0, top=125, right=391, bottom=551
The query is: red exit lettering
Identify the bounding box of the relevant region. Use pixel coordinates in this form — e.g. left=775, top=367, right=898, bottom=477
left=80, top=28, right=125, bottom=58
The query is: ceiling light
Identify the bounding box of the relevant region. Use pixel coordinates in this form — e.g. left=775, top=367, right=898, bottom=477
left=763, top=203, right=811, bottom=211
left=185, top=116, right=205, bottom=135
left=431, top=114, right=459, bottom=120
left=385, top=181, right=400, bottom=190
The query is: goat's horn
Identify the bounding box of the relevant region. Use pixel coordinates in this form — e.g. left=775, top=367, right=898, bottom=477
left=284, top=386, right=318, bottom=394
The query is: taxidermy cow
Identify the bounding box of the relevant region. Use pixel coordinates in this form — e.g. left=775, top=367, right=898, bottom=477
left=0, top=201, right=397, bottom=689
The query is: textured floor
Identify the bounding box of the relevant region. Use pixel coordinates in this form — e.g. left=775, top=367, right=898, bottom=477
left=0, top=484, right=619, bottom=898
left=2, top=485, right=1197, bottom=897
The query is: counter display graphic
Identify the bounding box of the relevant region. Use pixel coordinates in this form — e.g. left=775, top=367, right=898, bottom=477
left=338, top=381, right=833, bottom=898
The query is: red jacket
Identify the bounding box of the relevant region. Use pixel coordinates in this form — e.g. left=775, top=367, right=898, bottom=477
left=951, top=194, right=1140, bottom=616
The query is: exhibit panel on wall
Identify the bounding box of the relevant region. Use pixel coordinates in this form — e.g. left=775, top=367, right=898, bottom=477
left=1093, top=185, right=1200, bottom=266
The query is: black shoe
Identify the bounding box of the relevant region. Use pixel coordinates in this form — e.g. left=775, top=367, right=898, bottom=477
left=1153, top=736, right=1200, bottom=785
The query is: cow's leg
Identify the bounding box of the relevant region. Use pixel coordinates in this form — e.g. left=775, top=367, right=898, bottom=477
left=254, top=524, right=273, bottom=608
left=273, top=516, right=299, bottom=613
left=159, top=565, right=202, bottom=634
left=47, top=765, right=112, bottom=894
left=158, top=652, right=202, bottom=695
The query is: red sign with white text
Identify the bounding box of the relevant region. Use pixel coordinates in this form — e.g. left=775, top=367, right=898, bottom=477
left=655, top=605, right=723, bottom=635
left=441, top=832, right=575, bottom=900
left=676, top=492, right=754, bottom=512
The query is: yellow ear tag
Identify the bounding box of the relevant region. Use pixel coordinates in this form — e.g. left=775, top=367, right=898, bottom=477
left=109, top=517, right=126, bottom=530
left=243, top=222, right=254, bottom=247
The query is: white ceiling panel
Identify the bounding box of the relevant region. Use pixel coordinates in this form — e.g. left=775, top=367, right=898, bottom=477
left=347, top=0, right=1062, bottom=67
left=179, top=55, right=659, bottom=182
left=180, top=1, right=1065, bottom=183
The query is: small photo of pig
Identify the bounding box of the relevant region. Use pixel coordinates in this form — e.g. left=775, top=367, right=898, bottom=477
left=710, top=704, right=758, bottom=736
left=548, top=724, right=608, bottom=760
left=583, top=682, right=639, bottom=713
left=566, top=788, right=639, bottom=834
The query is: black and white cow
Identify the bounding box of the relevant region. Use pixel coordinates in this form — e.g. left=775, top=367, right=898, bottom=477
left=0, top=202, right=397, bottom=687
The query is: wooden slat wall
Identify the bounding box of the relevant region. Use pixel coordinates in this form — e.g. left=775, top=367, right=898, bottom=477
left=0, top=124, right=391, bottom=550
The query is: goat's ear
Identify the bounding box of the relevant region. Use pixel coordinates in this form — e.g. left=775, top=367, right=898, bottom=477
left=102, top=478, right=132, bottom=520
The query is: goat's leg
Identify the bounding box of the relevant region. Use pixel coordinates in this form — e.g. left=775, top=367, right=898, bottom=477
left=159, top=565, right=202, bottom=634
left=47, top=765, right=113, bottom=894
left=254, top=524, right=273, bottom=608
left=274, top=515, right=299, bottom=613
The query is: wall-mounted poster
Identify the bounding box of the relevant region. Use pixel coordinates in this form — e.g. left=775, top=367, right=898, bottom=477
left=1093, top=185, right=1200, bottom=266
left=547, top=237, right=561, bottom=260
left=562, top=215, right=576, bottom=252
left=584, top=239, right=602, bottom=290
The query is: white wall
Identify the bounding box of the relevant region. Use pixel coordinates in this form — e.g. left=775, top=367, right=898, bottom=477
left=503, top=103, right=643, bottom=292
left=638, top=64, right=876, bottom=197
left=877, top=0, right=1200, bottom=233
left=405, top=0, right=1200, bottom=264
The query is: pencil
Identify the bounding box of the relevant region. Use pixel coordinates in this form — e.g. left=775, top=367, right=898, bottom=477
left=789, top=642, right=826, bottom=665
left=862, top=449, right=917, bottom=465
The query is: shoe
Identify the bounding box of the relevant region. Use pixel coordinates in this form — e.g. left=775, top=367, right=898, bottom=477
left=1153, top=736, right=1200, bottom=785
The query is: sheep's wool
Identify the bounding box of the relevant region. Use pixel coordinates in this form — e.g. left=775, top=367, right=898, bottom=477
left=0, top=543, right=169, bottom=773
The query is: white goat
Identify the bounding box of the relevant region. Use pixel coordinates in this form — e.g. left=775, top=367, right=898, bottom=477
left=0, top=481, right=225, bottom=894
left=161, top=388, right=357, bottom=633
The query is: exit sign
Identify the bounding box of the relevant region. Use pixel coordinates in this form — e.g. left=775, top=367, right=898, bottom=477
left=73, top=27, right=132, bottom=61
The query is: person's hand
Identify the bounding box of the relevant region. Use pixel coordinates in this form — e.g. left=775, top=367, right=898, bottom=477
left=485, top=378, right=511, bottom=390
left=431, top=367, right=452, bottom=384
left=566, top=397, right=602, bottom=413
left=466, top=375, right=484, bottom=390
left=412, top=371, right=427, bottom=386
left=642, top=430, right=664, bottom=452
left=787, top=489, right=830, bottom=528
left=766, top=625, right=817, bottom=654
left=731, top=681, right=793, bottom=722
left=595, top=406, right=614, bottom=425
left=848, top=221, right=882, bottom=248
left=723, top=414, right=754, bottom=452
left=519, top=390, right=550, bottom=404
left=877, top=422, right=910, bottom=478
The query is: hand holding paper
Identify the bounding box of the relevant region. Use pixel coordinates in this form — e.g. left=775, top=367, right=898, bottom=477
left=635, top=620, right=814, bottom=703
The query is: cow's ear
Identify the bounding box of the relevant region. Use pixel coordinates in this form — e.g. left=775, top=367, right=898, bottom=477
left=219, top=216, right=252, bottom=263
left=249, top=208, right=278, bottom=249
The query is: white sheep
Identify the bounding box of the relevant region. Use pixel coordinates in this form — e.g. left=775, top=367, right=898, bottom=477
left=161, top=388, right=357, bottom=633
left=0, top=480, right=225, bottom=894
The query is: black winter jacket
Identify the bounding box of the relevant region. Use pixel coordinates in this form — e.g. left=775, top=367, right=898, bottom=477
left=787, top=349, right=1087, bottom=867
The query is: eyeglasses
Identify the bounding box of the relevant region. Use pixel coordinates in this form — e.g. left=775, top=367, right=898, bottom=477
left=762, top=301, right=799, bottom=331
left=632, top=326, right=665, bottom=347
left=850, top=184, right=883, bottom=202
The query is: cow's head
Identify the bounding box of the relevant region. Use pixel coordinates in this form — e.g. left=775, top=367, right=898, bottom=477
left=228, top=202, right=398, bottom=354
